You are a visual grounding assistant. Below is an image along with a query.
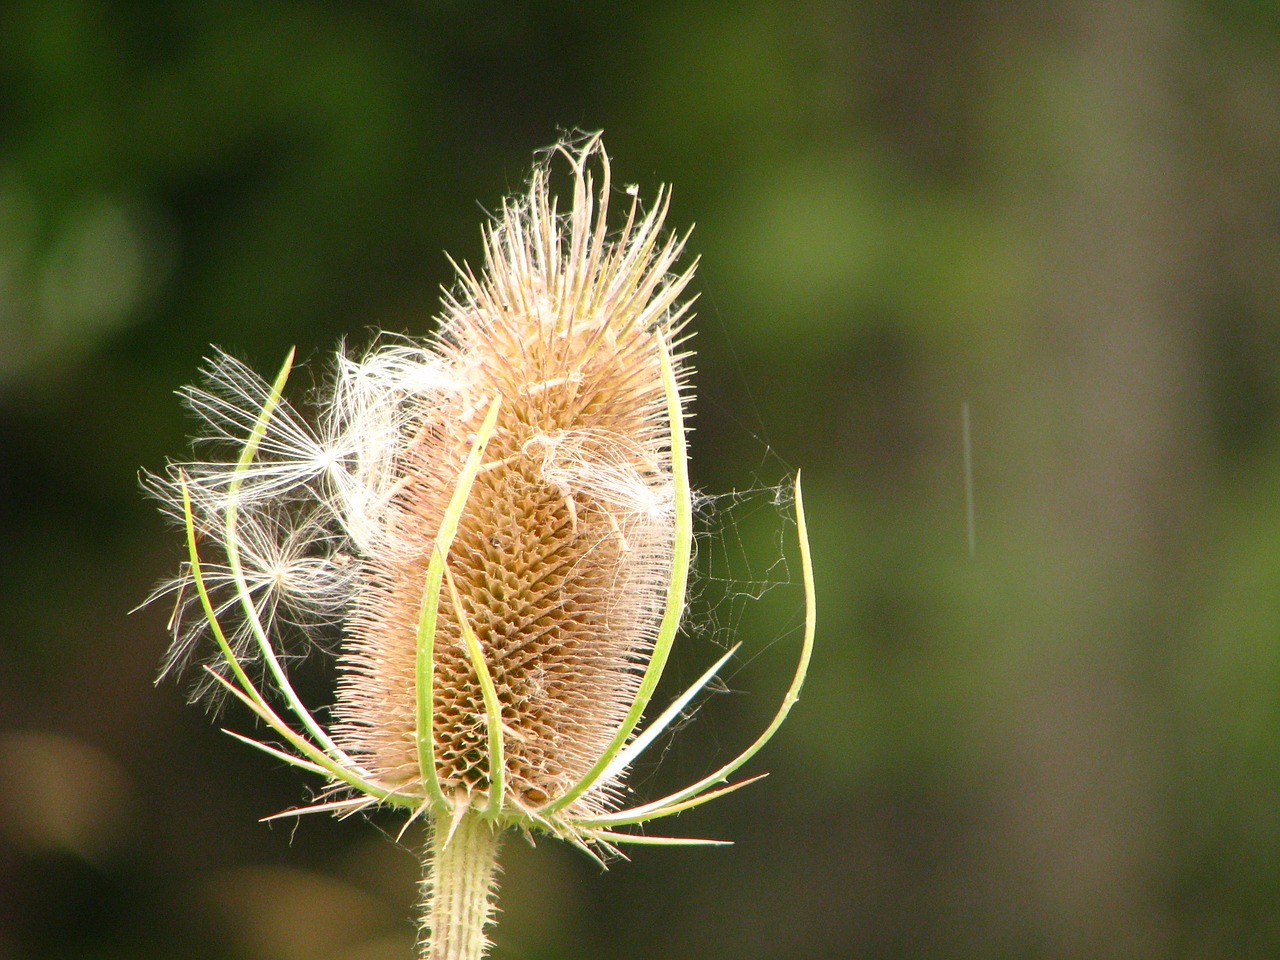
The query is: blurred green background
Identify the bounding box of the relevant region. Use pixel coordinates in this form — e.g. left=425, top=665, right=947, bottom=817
left=3, top=1, right=1280, bottom=957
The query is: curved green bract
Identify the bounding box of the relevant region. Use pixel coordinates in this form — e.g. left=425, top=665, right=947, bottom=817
left=182, top=474, right=412, bottom=808
left=219, top=349, right=348, bottom=759
left=539, top=329, right=692, bottom=817
left=581, top=472, right=816, bottom=830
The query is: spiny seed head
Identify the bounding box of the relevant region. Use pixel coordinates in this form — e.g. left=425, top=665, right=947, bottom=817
left=332, top=139, right=695, bottom=815
left=147, top=136, right=697, bottom=824
left=146, top=138, right=815, bottom=960
left=146, top=138, right=814, bottom=878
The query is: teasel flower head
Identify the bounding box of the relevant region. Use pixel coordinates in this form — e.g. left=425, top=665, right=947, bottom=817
left=144, top=136, right=815, bottom=960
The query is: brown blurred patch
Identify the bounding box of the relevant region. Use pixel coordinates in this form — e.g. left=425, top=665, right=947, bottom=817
left=0, top=730, right=137, bottom=863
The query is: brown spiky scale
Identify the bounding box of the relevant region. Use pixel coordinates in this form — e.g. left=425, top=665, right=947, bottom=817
left=333, top=142, right=695, bottom=817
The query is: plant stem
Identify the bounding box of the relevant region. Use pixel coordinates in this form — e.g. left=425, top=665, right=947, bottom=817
left=421, top=811, right=502, bottom=960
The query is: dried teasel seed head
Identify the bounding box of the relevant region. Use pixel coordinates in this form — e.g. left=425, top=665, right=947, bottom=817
left=146, top=134, right=814, bottom=960
left=331, top=137, right=696, bottom=818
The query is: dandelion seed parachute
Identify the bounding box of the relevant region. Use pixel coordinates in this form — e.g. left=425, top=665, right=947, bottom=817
left=145, top=136, right=814, bottom=960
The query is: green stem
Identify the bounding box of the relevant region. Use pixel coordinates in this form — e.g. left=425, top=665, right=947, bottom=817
left=421, top=812, right=503, bottom=960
